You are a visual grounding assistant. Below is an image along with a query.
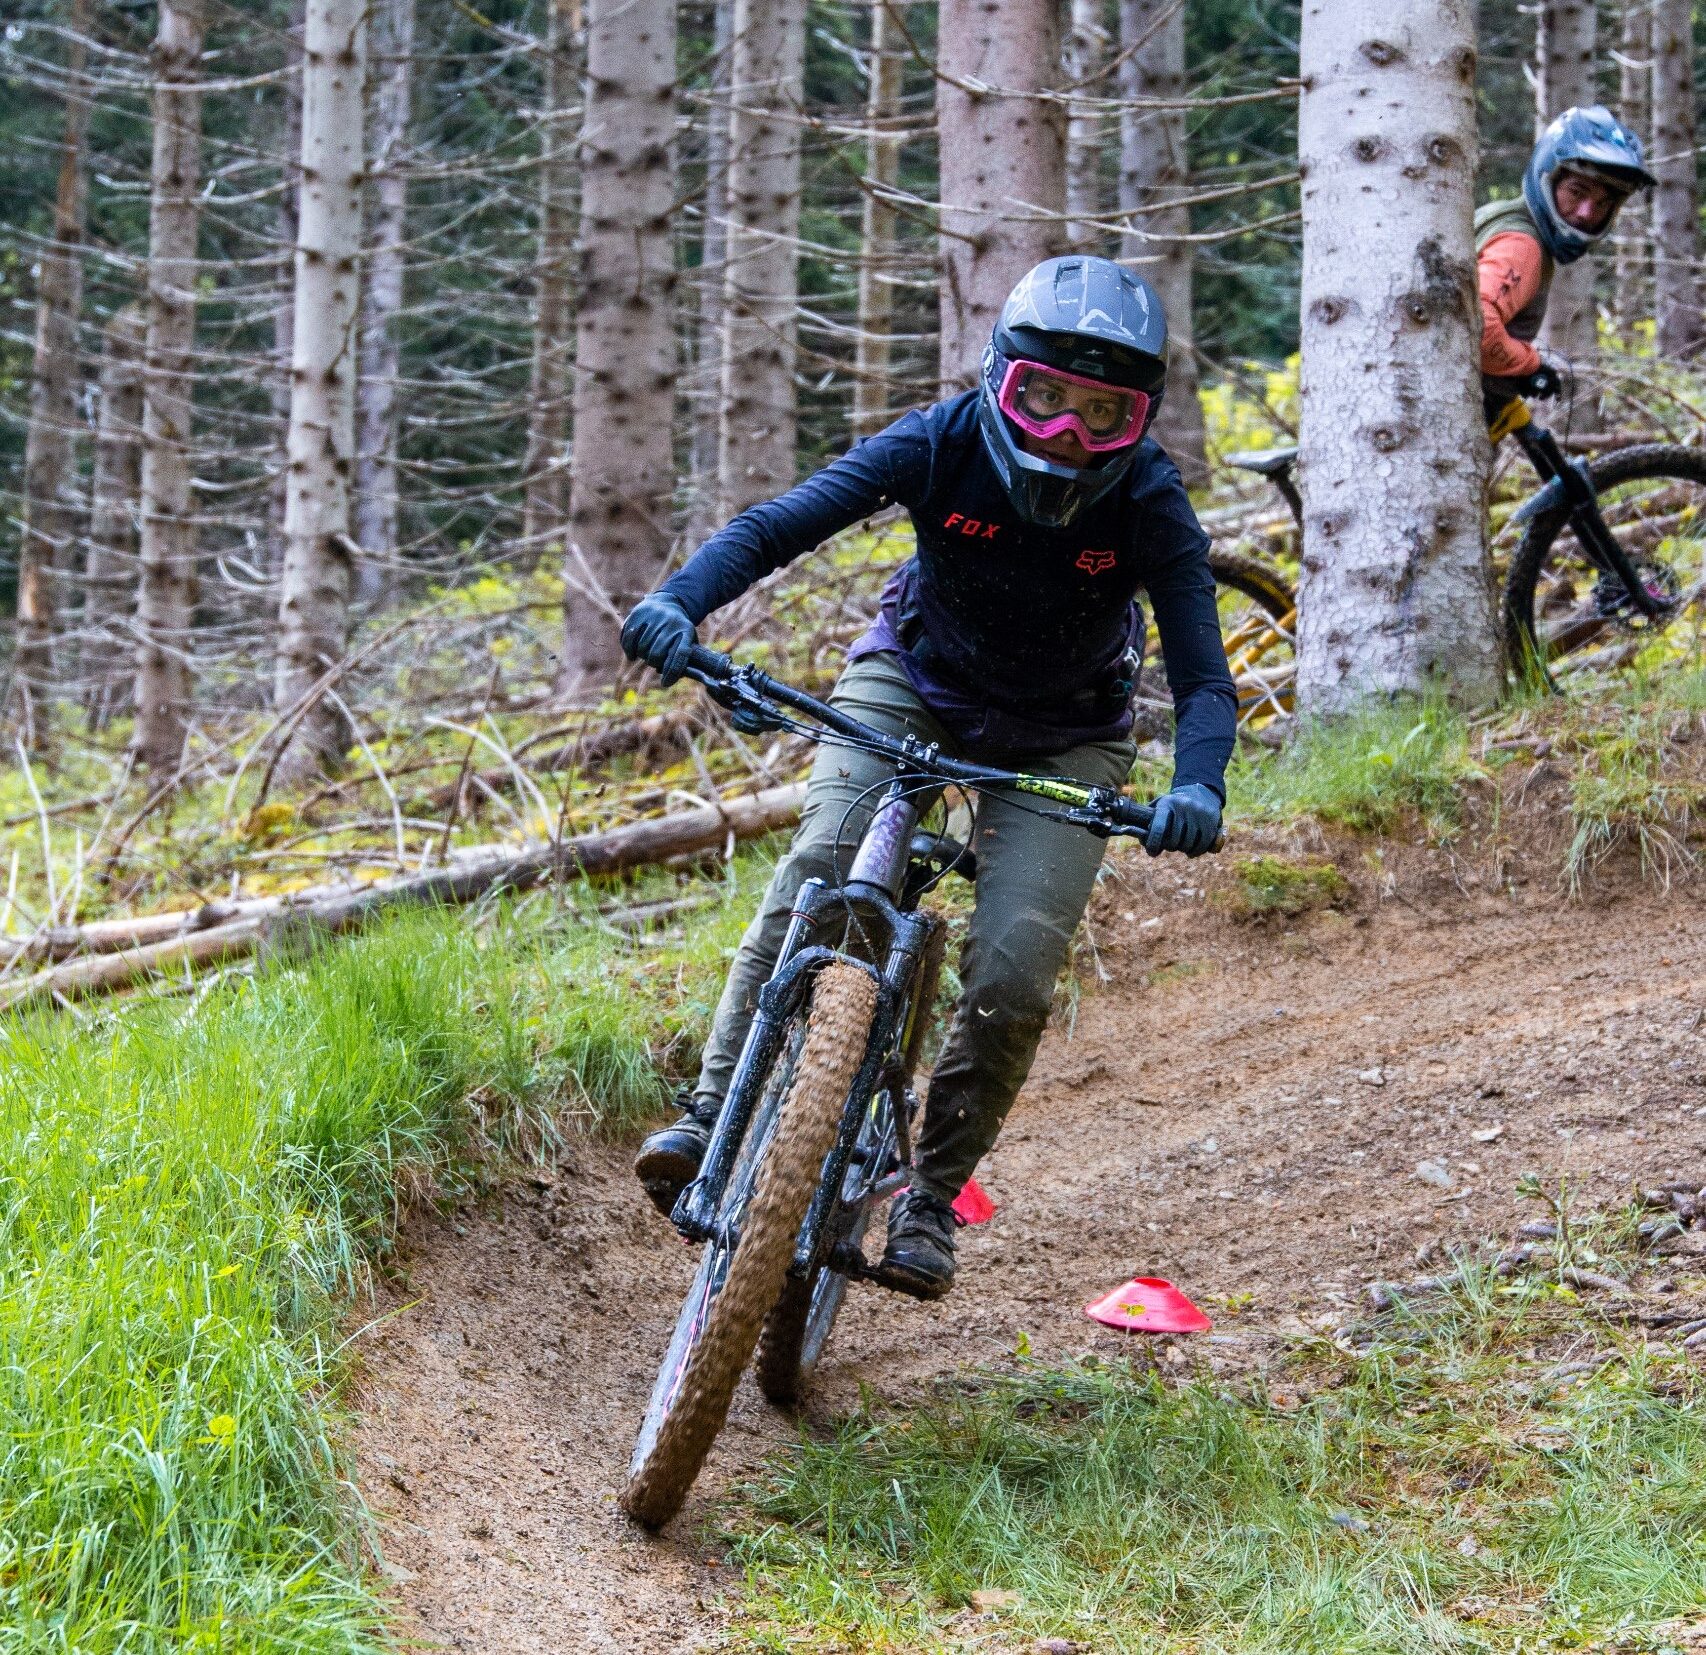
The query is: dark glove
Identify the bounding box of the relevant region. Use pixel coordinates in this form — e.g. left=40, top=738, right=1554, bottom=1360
left=620, top=593, right=697, bottom=685
left=1144, top=782, right=1222, bottom=858
left=1521, top=360, right=1563, bottom=401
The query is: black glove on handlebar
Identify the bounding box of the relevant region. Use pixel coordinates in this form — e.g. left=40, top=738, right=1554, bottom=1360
left=1521, top=360, right=1563, bottom=401
left=1145, top=783, right=1222, bottom=858
left=620, top=593, right=697, bottom=686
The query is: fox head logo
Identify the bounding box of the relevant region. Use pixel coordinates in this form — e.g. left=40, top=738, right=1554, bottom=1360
left=1076, top=548, right=1117, bottom=576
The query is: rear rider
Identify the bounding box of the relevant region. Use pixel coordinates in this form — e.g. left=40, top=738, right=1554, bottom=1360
left=621, top=256, right=1237, bottom=1298
left=1477, top=105, right=1655, bottom=407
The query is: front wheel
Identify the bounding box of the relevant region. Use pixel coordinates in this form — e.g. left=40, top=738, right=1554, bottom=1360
left=754, top=915, right=946, bottom=1404
left=620, top=961, right=877, bottom=1530
left=1503, top=444, right=1706, bottom=686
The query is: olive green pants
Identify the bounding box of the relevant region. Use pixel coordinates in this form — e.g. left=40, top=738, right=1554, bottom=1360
left=692, top=652, right=1135, bottom=1204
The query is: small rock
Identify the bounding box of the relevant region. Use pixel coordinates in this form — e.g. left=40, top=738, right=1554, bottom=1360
left=1032, top=1641, right=1088, bottom=1655
left=970, top=1588, right=1021, bottom=1614
left=1328, top=1510, right=1369, bottom=1533
left=1457, top=1534, right=1482, bottom=1557
left=1683, top=1326, right=1706, bottom=1351
left=1471, top=1124, right=1505, bottom=1143
left=379, top=1560, right=417, bottom=1585
left=1358, top=1068, right=1387, bottom=1087
left=1414, top=1159, right=1453, bottom=1189
left=1517, top=1220, right=1557, bottom=1239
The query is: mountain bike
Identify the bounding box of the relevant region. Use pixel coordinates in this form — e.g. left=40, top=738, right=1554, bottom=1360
left=1228, top=397, right=1706, bottom=686
left=620, top=645, right=1191, bottom=1529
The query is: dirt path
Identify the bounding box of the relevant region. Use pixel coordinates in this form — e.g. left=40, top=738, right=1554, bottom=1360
left=351, top=838, right=1706, bottom=1652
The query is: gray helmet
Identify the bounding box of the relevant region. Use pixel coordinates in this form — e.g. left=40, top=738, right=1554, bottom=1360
left=1523, top=105, right=1656, bottom=265
left=978, top=256, right=1169, bottom=529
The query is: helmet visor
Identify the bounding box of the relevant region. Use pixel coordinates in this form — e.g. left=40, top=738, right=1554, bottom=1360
left=996, top=359, right=1149, bottom=454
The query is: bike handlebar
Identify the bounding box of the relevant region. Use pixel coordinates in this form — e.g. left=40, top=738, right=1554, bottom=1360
left=676, top=644, right=1208, bottom=846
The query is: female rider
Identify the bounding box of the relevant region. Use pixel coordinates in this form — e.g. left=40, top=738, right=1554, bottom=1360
left=620, top=255, right=1236, bottom=1298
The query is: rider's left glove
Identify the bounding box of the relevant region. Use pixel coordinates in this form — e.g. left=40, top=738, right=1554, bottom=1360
left=1522, top=359, right=1564, bottom=401
left=621, top=593, right=697, bottom=685
left=1144, top=782, right=1222, bottom=858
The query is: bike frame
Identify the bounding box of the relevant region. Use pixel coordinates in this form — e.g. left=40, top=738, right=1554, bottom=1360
left=668, top=648, right=1156, bottom=1289
left=1493, top=396, right=1667, bottom=619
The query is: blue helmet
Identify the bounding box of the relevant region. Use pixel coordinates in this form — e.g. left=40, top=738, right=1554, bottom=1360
left=977, top=256, right=1168, bottom=529
left=1523, top=105, right=1656, bottom=265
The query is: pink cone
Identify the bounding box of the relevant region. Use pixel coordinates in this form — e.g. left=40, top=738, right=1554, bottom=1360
left=1084, top=1276, right=1212, bottom=1334
left=951, top=1177, right=996, bottom=1226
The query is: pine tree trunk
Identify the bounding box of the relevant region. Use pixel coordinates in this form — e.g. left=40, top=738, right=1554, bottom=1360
left=14, top=0, right=91, bottom=742
left=852, top=0, right=902, bottom=438
left=1063, top=0, right=1105, bottom=248
left=268, top=0, right=305, bottom=580
left=273, top=0, right=368, bottom=779
left=1612, top=0, right=1651, bottom=330
left=937, top=0, right=1065, bottom=388
left=1651, top=0, right=1704, bottom=357
left=133, top=0, right=207, bottom=772
left=522, top=0, right=580, bottom=562
left=687, top=0, right=734, bottom=542
left=1119, top=0, right=1207, bottom=487
left=1295, top=0, right=1500, bottom=711
left=718, top=0, right=806, bottom=514
left=353, top=0, right=415, bottom=605
left=1534, top=0, right=1600, bottom=384
left=82, top=304, right=146, bottom=730
left=559, top=0, right=677, bottom=687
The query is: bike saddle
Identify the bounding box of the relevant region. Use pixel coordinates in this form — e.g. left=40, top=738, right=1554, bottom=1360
left=1225, top=445, right=1298, bottom=477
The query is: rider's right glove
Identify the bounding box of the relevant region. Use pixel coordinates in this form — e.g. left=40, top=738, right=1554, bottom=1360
left=1521, top=359, right=1564, bottom=401
left=620, top=592, right=697, bottom=685
left=1144, top=783, right=1222, bottom=859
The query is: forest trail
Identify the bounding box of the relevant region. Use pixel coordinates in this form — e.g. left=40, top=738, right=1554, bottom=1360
left=350, top=838, right=1706, bottom=1652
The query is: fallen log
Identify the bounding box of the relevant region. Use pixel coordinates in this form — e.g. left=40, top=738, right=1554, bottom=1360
left=0, top=782, right=806, bottom=1014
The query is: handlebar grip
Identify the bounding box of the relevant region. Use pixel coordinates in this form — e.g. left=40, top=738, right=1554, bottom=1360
left=685, top=643, right=733, bottom=682
left=1109, top=795, right=1154, bottom=833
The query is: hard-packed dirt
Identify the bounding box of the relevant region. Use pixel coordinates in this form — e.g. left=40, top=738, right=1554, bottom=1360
left=350, top=831, right=1706, bottom=1651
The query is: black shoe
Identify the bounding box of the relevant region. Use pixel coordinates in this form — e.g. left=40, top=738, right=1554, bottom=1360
left=634, top=1093, right=715, bottom=1218
left=882, top=1187, right=957, bottom=1299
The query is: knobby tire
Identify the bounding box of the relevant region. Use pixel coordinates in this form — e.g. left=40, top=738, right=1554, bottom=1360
left=754, top=914, right=946, bottom=1405
left=620, top=962, right=878, bottom=1529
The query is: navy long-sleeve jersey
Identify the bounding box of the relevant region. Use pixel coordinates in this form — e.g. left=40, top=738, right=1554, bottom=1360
left=662, top=392, right=1237, bottom=797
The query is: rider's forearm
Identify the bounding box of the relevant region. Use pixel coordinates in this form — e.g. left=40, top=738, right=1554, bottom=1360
left=1149, top=569, right=1236, bottom=801
left=660, top=420, right=930, bottom=624
left=1479, top=297, right=1542, bottom=379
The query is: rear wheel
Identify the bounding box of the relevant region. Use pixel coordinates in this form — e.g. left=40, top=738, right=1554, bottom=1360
left=1504, top=444, right=1706, bottom=686
left=754, top=914, right=945, bottom=1404
left=1143, top=549, right=1296, bottom=730
left=620, top=962, right=877, bottom=1529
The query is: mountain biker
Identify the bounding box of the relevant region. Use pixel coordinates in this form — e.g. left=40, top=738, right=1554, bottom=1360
left=1477, top=105, right=1655, bottom=408
left=620, top=255, right=1236, bottom=1298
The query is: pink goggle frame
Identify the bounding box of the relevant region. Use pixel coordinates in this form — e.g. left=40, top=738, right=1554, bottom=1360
left=996, top=358, right=1150, bottom=453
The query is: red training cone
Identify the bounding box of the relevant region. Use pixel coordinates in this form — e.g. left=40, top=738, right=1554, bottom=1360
left=1084, top=1276, right=1212, bottom=1334
left=951, top=1177, right=996, bottom=1226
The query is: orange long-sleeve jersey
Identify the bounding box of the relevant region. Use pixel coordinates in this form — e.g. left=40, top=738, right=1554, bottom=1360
left=1478, top=231, right=1546, bottom=379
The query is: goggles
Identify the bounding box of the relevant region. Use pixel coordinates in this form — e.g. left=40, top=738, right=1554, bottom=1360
left=996, top=358, right=1149, bottom=454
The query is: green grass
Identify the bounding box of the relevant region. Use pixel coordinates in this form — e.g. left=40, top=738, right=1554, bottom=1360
left=1557, top=669, right=1706, bottom=888
left=0, top=851, right=773, bottom=1652
left=729, top=1259, right=1706, bottom=1653
left=1228, top=698, right=1484, bottom=838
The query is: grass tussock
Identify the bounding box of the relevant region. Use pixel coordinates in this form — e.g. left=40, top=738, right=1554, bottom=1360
left=1549, top=669, right=1706, bottom=888
left=731, top=1254, right=1706, bottom=1653
left=0, top=852, right=768, bottom=1652
left=1229, top=699, right=1483, bottom=838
